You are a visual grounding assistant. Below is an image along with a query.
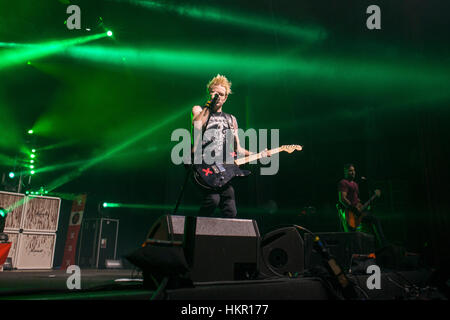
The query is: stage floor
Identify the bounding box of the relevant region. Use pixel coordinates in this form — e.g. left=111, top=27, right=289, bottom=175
left=0, top=268, right=443, bottom=300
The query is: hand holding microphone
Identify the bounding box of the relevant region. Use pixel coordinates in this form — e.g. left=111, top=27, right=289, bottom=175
left=204, top=93, right=219, bottom=111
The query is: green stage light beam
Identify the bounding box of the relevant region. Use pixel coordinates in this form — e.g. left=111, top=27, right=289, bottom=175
left=36, top=140, right=78, bottom=152
left=45, top=192, right=80, bottom=201
left=0, top=154, right=17, bottom=167
left=101, top=202, right=199, bottom=211
left=110, top=0, right=327, bottom=42
left=25, top=145, right=164, bottom=176
left=100, top=202, right=298, bottom=215
left=63, top=45, right=450, bottom=100
left=44, top=106, right=187, bottom=192
left=76, top=109, right=185, bottom=172
left=0, top=100, right=22, bottom=149
left=0, top=32, right=111, bottom=70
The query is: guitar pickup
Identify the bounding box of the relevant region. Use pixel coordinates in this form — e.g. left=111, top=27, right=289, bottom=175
left=211, top=165, right=220, bottom=174
left=215, top=163, right=226, bottom=172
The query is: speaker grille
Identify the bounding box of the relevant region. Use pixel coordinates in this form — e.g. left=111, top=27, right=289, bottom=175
left=260, top=227, right=304, bottom=277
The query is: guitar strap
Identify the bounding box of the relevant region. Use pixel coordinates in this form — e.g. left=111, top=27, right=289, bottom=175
left=224, top=113, right=238, bottom=157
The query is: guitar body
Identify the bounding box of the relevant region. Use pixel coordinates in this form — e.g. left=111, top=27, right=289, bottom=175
left=191, top=145, right=302, bottom=191
left=192, top=162, right=251, bottom=191
left=344, top=208, right=367, bottom=230
left=339, top=189, right=381, bottom=230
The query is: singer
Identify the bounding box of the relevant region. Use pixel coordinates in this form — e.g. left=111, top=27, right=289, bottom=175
left=190, top=74, right=253, bottom=218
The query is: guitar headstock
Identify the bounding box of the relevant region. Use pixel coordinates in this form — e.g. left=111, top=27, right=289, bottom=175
left=281, top=145, right=303, bottom=153
left=374, top=189, right=381, bottom=197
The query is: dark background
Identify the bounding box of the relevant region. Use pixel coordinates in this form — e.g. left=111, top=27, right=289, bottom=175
left=0, top=0, right=449, bottom=270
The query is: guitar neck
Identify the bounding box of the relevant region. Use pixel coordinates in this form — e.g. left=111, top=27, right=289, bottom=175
left=362, top=194, right=377, bottom=211
left=234, top=147, right=283, bottom=166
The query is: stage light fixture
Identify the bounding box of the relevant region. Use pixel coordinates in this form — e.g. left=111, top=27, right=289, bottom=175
left=30, top=165, right=35, bottom=169
left=30, top=154, right=35, bottom=159
left=107, top=30, right=113, bottom=37
left=0, top=207, right=7, bottom=233
left=8, top=172, right=14, bottom=179
left=103, top=202, right=108, bottom=208
left=28, top=129, right=33, bottom=134
left=30, top=160, right=35, bottom=164
left=30, top=170, right=35, bottom=175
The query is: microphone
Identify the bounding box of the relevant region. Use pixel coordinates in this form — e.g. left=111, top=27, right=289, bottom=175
left=204, top=93, right=219, bottom=110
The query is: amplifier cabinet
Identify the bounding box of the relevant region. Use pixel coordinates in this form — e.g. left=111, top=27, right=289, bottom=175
left=0, top=191, right=26, bottom=231
left=14, top=232, right=57, bottom=269
left=1, top=191, right=61, bottom=269
left=77, top=218, right=119, bottom=269
left=21, top=196, right=61, bottom=232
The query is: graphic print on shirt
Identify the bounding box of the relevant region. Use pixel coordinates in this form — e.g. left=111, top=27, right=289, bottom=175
left=202, top=113, right=233, bottom=163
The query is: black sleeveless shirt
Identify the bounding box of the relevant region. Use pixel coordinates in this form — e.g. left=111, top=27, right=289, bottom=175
left=192, top=111, right=237, bottom=163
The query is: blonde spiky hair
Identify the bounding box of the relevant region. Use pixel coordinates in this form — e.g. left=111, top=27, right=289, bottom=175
left=207, top=74, right=232, bottom=95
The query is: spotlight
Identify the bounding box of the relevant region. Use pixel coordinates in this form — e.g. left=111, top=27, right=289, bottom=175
left=32, top=149, right=36, bottom=153
left=30, top=170, right=35, bottom=175
left=107, top=30, right=113, bottom=37
left=0, top=207, right=7, bottom=234
left=8, top=172, right=14, bottom=179
left=30, top=160, right=34, bottom=164
left=30, top=154, right=35, bottom=159
left=103, top=202, right=108, bottom=208
left=28, top=129, right=33, bottom=134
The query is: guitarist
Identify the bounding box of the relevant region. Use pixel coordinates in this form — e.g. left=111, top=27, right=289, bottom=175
left=337, top=163, right=389, bottom=248
left=191, top=74, right=269, bottom=218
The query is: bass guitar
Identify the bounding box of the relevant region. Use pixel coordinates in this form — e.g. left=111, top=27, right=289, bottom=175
left=192, top=145, right=302, bottom=190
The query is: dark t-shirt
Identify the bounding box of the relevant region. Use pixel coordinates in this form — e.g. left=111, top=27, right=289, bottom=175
left=338, top=179, right=360, bottom=207
left=193, top=111, right=237, bottom=163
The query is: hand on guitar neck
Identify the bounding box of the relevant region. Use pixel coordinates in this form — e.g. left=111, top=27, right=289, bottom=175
left=235, top=144, right=302, bottom=166
left=344, top=189, right=381, bottom=229
left=352, top=189, right=381, bottom=214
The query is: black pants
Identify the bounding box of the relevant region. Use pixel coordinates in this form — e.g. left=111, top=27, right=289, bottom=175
left=198, top=185, right=237, bottom=218
left=361, top=215, right=389, bottom=248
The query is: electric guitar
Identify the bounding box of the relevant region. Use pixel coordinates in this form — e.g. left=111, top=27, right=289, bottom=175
left=192, top=145, right=303, bottom=190
left=341, top=189, right=381, bottom=229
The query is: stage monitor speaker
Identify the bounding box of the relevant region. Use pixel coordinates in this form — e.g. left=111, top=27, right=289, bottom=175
left=259, top=227, right=304, bottom=277
left=304, top=232, right=375, bottom=272
left=144, top=215, right=260, bottom=282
